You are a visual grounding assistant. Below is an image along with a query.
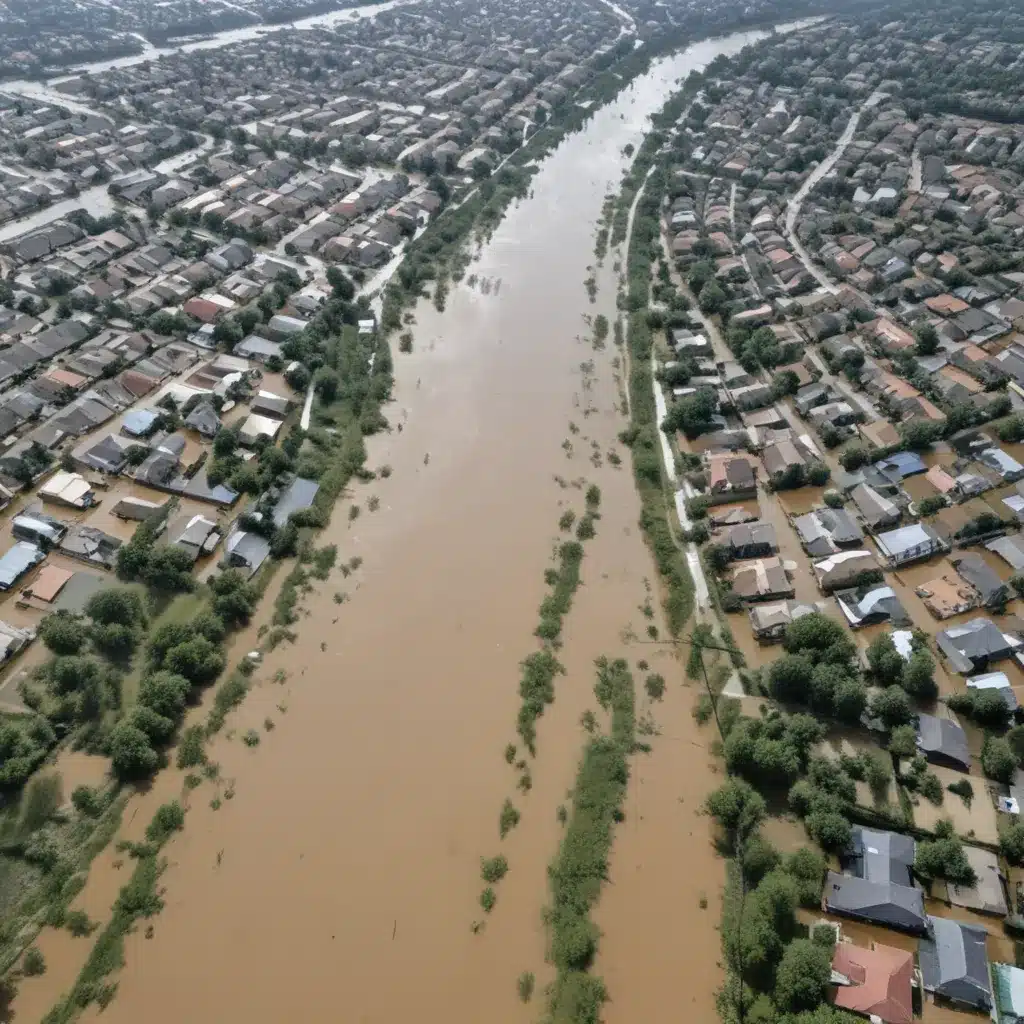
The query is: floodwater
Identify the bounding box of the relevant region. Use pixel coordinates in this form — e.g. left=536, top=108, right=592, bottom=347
left=14, top=21, right=816, bottom=1024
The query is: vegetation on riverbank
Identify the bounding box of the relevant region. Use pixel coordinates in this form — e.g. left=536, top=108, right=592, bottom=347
left=546, top=656, right=635, bottom=1023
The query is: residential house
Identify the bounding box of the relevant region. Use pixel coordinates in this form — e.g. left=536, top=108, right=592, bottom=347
left=59, top=526, right=121, bottom=569
left=937, top=617, right=1022, bottom=674
left=0, top=541, right=45, bottom=590
left=950, top=553, right=1008, bottom=609
left=39, top=471, right=95, bottom=510
left=831, top=942, right=913, bottom=1024
left=835, top=585, right=909, bottom=628
left=873, top=523, right=947, bottom=568
left=748, top=599, right=824, bottom=643
left=916, top=713, right=970, bottom=772
left=730, top=557, right=794, bottom=601
left=705, top=454, right=757, bottom=505
left=723, top=522, right=777, bottom=559
left=793, top=508, right=864, bottom=557
left=850, top=483, right=901, bottom=531
left=919, top=917, right=992, bottom=1012
left=812, top=550, right=878, bottom=592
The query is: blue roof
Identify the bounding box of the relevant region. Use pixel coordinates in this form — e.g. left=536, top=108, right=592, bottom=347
left=122, top=409, right=160, bottom=436
left=874, top=451, right=926, bottom=478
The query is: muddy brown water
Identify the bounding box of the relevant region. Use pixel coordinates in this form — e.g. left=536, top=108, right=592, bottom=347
left=14, top=24, right=822, bottom=1023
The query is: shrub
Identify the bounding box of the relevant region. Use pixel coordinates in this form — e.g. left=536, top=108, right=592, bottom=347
left=23, top=947, right=45, bottom=976
left=71, top=784, right=102, bottom=817
left=1001, top=821, right=1024, bottom=865
left=644, top=673, right=665, bottom=699
left=499, top=799, right=520, bottom=838
left=109, top=722, right=159, bottom=779
left=38, top=612, right=88, bottom=655
left=176, top=725, right=207, bottom=769
left=982, top=735, right=1017, bottom=784
left=481, top=855, right=508, bottom=883
left=145, top=801, right=185, bottom=844
left=947, top=778, right=974, bottom=808
left=705, top=778, right=766, bottom=842
left=888, top=723, right=918, bottom=759
left=916, top=820, right=976, bottom=885
left=480, top=887, right=496, bottom=913
left=65, top=910, right=95, bottom=937
left=517, top=971, right=535, bottom=1003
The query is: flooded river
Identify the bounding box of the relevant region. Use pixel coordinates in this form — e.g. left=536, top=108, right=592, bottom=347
left=17, top=22, right=811, bottom=1024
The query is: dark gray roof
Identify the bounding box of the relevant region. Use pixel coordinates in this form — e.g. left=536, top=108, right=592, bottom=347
left=272, top=477, right=320, bottom=527
left=937, top=617, right=1019, bottom=673
left=916, top=713, right=971, bottom=772
left=725, top=521, right=777, bottom=553
left=59, top=525, right=121, bottom=568
left=225, top=529, right=271, bottom=578
left=919, top=916, right=992, bottom=1010
left=824, top=871, right=927, bottom=933
left=184, top=401, right=221, bottom=438
left=835, top=585, right=909, bottom=627
left=952, top=553, right=1007, bottom=606
left=842, top=827, right=915, bottom=886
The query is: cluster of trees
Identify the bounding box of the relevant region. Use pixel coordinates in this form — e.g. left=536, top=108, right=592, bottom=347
left=768, top=460, right=831, bottom=491
left=663, top=388, right=719, bottom=439
left=766, top=614, right=866, bottom=724
left=707, top=777, right=836, bottom=1020
left=866, top=631, right=937, bottom=700
left=915, top=820, right=976, bottom=886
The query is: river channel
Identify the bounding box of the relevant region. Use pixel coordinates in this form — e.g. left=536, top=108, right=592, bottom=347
left=14, top=21, right=809, bottom=1024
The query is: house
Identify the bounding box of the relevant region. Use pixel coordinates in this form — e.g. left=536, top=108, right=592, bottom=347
left=947, top=846, right=1007, bottom=917
left=729, top=557, right=794, bottom=601
left=22, top=564, right=73, bottom=604
left=919, top=917, right=992, bottom=1012
left=748, top=599, right=824, bottom=642
left=915, top=571, right=981, bottom=620
left=762, top=439, right=808, bottom=479
left=239, top=413, right=282, bottom=446
left=39, top=471, right=95, bottom=510
left=59, top=526, right=121, bottom=569
left=730, top=382, right=772, bottom=411
left=850, top=484, right=900, bottom=530
left=0, top=542, right=45, bottom=590
left=793, top=508, right=864, bottom=557
left=251, top=391, right=291, bottom=419
left=823, top=872, right=927, bottom=934
left=916, top=713, right=970, bottom=772
left=234, top=334, right=284, bottom=364
left=859, top=420, right=901, bottom=449
left=812, top=550, right=877, bottom=592
left=795, top=382, right=831, bottom=416
left=705, top=454, right=757, bottom=504
left=950, top=553, right=1008, bottom=608
left=121, top=409, right=161, bottom=439
left=171, top=514, right=220, bottom=564
left=184, top=400, right=221, bottom=439
left=967, top=671, right=1018, bottom=711
left=723, top=522, right=776, bottom=559
left=873, top=523, right=947, bottom=568
left=835, top=585, right=909, bottom=628
left=111, top=497, right=165, bottom=521
left=831, top=942, right=913, bottom=1024
left=937, top=617, right=1021, bottom=674
left=224, top=528, right=271, bottom=579
left=987, top=534, right=1024, bottom=572
left=842, top=827, right=916, bottom=886
left=11, top=511, right=67, bottom=548
left=272, top=476, right=320, bottom=528
left=992, top=962, right=1024, bottom=1024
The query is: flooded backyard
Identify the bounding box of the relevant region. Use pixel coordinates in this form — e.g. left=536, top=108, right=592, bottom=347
left=9, top=23, right=813, bottom=1024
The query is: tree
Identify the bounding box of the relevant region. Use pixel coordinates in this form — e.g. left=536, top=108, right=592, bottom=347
left=698, top=280, right=727, bottom=314
left=326, top=265, right=355, bottom=300
left=285, top=363, right=310, bottom=392
left=807, top=462, right=830, bottom=486
left=768, top=655, right=814, bottom=704
left=771, top=370, right=800, bottom=399
left=314, top=367, right=341, bottom=403
left=109, top=722, right=159, bottom=779
left=143, top=546, right=196, bottom=594
left=774, top=939, right=832, bottom=1014
left=783, top=614, right=847, bottom=656
left=129, top=705, right=175, bottom=744
left=833, top=679, right=867, bottom=724
left=704, top=778, right=766, bottom=842
left=948, top=689, right=1012, bottom=730
left=38, top=613, right=88, bottom=655
left=212, top=318, right=243, bottom=347
left=839, top=446, right=869, bottom=471
left=888, top=723, right=918, bottom=759
left=664, top=388, right=719, bottom=439
left=866, top=634, right=903, bottom=685
left=163, top=637, right=225, bottom=685
left=915, top=820, right=976, bottom=886
left=1000, top=821, right=1024, bottom=865
left=92, top=622, right=140, bottom=659
left=914, top=322, right=939, bottom=355
left=982, top=735, right=1017, bottom=784
left=137, top=671, right=191, bottom=720
left=870, top=687, right=913, bottom=729
left=899, top=419, right=942, bottom=450
left=902, top=651, right=937, bottom=699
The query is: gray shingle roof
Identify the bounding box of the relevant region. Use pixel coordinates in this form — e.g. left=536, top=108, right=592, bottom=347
left=919, top=916, right=992, bottom=1010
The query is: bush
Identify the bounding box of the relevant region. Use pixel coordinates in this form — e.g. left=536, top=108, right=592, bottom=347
left=888, top=723, right=918, bottom=759
left=145, top=801, right=185, bottom=844
left=947, top=778, right=973, bottom=807
left=869, top=687, right=913, bottom=729
left=138, top=671, right=191, bottom=720
left=644, top=673, right=665, bottom=700
left=65, top=910, right=95, bottom=937
left=948, top=689, right=1012, bottom=730
left=176, top=725, right=207, bottom=769
left=71, top=784, right=102, bottom=817
left=705, top=777, right=766, bottom=842
left=481, top=855, right=508, bottom=883
left=23, top=947, right=45, bottom=976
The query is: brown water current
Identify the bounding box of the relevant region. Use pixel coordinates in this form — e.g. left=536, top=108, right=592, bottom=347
left=19, top=25, right=815, bottom=1024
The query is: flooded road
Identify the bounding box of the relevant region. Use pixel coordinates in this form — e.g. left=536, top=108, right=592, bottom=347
left=22, top=22, right=812, bottom=1024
